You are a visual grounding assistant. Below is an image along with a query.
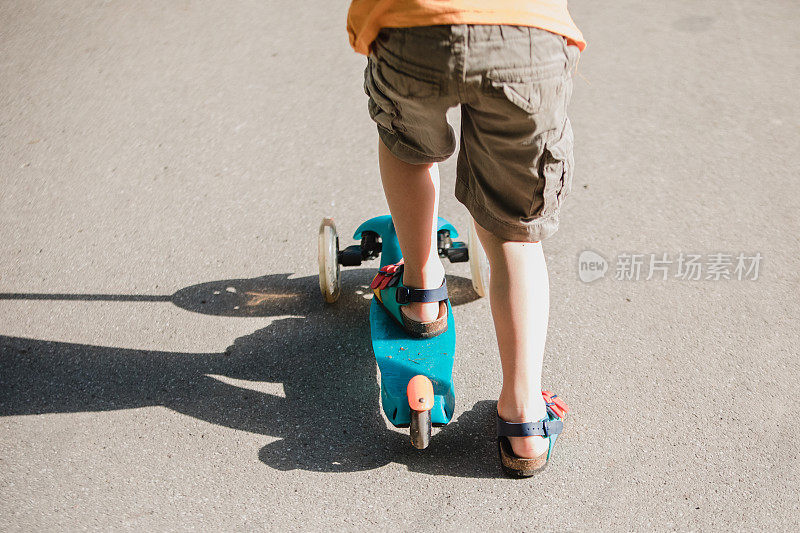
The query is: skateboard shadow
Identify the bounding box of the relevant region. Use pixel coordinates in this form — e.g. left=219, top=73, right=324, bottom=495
left=0, top=270, right=500, bottom=478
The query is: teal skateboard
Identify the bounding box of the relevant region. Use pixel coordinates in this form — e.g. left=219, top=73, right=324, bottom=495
left=318, top=215, right=490, bottom=448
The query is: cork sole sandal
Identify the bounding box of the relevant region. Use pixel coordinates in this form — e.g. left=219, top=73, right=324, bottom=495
left=497, top=391, right=570, bottom=478
left=370, top=261, right=449, bottom=339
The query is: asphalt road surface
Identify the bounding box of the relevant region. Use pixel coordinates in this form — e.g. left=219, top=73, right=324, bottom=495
left=1, top=1, right=798, bottom=530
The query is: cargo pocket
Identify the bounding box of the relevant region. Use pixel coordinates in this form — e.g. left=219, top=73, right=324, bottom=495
left=485, top=72, right=540, bottom=115
left=537, top=119, right=574, bottom=218
left=485, top=58, right=566, bottom=115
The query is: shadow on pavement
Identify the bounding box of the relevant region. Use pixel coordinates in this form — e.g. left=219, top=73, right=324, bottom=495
left=0, top=270, right=502, bottom=478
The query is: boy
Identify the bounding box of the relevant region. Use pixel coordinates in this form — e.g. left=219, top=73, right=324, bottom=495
left=347, top=1, right=584, bottom=476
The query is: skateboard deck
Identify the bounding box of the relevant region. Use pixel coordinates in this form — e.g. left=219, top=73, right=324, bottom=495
left=355, top=215, right=457, bottom=427
left=369, top=298, right=455, bottom=426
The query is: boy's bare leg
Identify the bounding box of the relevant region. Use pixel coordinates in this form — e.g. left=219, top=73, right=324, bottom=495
left=378, top=140, right=444, bottom=323
left=379, top=140, right=548, bottom=457
left=474, top=222, right=551, bottom=458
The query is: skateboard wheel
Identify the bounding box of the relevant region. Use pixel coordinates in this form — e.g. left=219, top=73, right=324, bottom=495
left=468, top=218, right=490, bottom=298
left=409, top=409, right=432, bottom=450
left=318, top=217, right=341, bottom=303
left=407, top=375, right=434, bottom=449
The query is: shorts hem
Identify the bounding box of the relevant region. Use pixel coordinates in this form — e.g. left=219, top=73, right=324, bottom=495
left=455, top=179, right=559, bottom=242
left=378, top=125, right=453, bottom=165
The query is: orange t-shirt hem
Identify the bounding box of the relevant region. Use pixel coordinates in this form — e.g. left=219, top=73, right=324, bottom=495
left=348, top=9, right=586, bottom=56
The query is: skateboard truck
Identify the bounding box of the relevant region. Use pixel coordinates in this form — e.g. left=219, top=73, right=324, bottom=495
left=437, top=229, right=469, bottom=263
left=407, top=375, right=434, bottom=449
left=341, top=229, right=466, bottom=266
left=337, top=231, right=382, bottom=266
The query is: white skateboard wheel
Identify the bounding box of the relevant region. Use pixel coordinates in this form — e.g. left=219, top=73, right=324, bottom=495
left=318, top=218, right=341, bottom=303
left=468, top=218, right=490, bottom=298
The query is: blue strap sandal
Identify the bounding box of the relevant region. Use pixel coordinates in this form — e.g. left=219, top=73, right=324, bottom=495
left=370, top=261, right=449, bottom=339
left=497, top=391, right=569, bottom=477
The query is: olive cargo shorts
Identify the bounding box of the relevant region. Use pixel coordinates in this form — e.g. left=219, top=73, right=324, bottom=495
left=364, top=25, right=579, bottom=242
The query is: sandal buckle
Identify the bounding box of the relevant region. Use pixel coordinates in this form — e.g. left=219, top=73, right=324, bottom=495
left=396, top=286, right=410, bottom=304
left=542, top=419, right=563, bottom=437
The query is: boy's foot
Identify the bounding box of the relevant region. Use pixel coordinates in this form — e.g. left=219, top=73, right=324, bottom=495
left=371, top=260, right=449, bottom=338
left=400, top=261, right=445, bottom=323
left=496, top=398, right=550, bottom=459
left=400, top=300, right=444, bottom=324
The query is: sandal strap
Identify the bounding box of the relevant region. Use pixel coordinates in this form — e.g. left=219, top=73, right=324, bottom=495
left=542, top=390, right=570, bottom=418
left=370, top=261, right=405, bottom=290
left=396, top=281, right=448, bottom=304
left=497, top=415, right=563, bottom=438
left=370, top=261, right=449, bottom=304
